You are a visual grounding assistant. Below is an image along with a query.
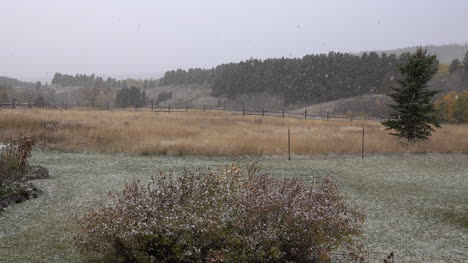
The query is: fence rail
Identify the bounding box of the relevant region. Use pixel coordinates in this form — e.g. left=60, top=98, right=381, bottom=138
left=0, top=100, right=387, bottom=122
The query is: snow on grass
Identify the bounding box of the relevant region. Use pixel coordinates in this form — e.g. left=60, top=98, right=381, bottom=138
left=0, top=152, right=467, bottom=262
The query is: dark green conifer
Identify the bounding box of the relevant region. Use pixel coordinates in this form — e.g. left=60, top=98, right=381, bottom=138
left=382, top=48, right=440, bottom=142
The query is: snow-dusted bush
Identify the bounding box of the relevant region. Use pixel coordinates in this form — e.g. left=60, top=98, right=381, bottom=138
left=0, top=137, right=35, bottom=186
left=0, top=136, right=47, bottom=210
left=74, top=162, right=365, bottom=262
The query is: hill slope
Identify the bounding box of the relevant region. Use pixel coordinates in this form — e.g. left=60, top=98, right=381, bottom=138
left=293, top=94, right=391, bottom=117
left=368, top=43, right=468, bottom=64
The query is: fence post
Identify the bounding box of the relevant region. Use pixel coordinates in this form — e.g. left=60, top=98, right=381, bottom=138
left=77, top=101, right=80, bottom=108
left=243, top=104, right=245, bottom=116
left=151, top=102, right=154, bottom=111
left=282, top=109, right=285, bottom=118
left=304, top=109, right=307, bottom=119
left=203, top=105, right=205, bottom=112
left=168, top=104, right=171, bottom=114
left=361, top=126, right=365, bottom=159
left=262, top=108, right=264, bottom=117
left=288, top=128, right=291, bottom=161
left=135, top=103, right=138, bottom=111
left=185, top=104, right=188, bottom=112
left=12, top=98, right=16, bottom=109
left=326, top=112, right=329, bottom=120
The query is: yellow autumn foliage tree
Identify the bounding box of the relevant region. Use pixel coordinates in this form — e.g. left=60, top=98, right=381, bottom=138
left=436, top=91, right=468, bottom=123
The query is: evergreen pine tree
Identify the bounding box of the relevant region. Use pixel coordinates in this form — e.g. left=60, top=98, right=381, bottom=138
left=382, top=48, right=440, bottom=142
left=449, top=59, right=460, bottom=73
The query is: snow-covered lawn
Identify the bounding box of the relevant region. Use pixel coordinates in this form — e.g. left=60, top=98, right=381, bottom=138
left=0, top=152, right=467, bottom=262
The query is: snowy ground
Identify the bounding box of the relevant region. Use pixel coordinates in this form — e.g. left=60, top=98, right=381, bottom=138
left=0, top=151, right=467, bottom=262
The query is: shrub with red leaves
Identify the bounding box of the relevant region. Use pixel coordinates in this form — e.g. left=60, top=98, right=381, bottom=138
left=74, top=162, right=366, bottom=263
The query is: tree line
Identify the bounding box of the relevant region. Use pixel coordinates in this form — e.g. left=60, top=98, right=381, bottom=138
left=51, top=73, right=121, bottom=89
left=159, top=52, right=415, bottom=105
left=51, top=73, right=159, bottom=90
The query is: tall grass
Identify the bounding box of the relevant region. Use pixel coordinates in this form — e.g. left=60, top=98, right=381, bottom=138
left=0, top=109, right=466, bottom=156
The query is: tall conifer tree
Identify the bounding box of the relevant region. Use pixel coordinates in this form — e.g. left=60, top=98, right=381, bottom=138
left=382, top=48, right=440, bottom=142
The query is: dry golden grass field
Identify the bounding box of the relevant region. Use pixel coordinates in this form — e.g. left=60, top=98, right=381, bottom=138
left=0, top=108, right=467, bottom=156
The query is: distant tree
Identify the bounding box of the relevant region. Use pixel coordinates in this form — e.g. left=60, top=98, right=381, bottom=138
left=453, top=91, right=468, bottom=123
left=0, top=89, right=9, bottom=103
left=464, top=51, right=468, bottom=71
left=35, top=81, right=42, bottom=91
left=157, top=91, right=172, bottom=104
left=33, top=96, right=46, bottom=107
left=51, top=73, right=62, bottom=85
left=382, top=48, right=440, bottom=142
left=449, top=59, right=460, bottom=73
left=115, top=86, right=146, bottom=107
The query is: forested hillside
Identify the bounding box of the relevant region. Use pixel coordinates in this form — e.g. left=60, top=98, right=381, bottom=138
left=0, top=76, right=36, bottom=89
left=159, top=52, right=409, bottom=105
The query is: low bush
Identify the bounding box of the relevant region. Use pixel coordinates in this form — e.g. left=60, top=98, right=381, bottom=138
left=74, top=162, right=366, bottom=262
left=0, top=136, right=35, bottom=189
left=0, top=136, right=48, bottom=210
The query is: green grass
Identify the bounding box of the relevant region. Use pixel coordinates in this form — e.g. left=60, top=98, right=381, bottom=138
left=0, top=151, right=467, bottom=262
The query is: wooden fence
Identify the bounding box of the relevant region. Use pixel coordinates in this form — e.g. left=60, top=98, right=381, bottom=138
left=0, top=100, right=385, bottom=122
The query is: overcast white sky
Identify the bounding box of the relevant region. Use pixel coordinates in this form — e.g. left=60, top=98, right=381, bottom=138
left=1, top=0, right=468, bottom=82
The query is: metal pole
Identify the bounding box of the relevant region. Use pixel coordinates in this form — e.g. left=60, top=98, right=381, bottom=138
left=185, top=104, right=188, bottom=112
left=305, top=109, right=307, bottom=119
left=243, top=104, right=245, bottom=116
left=282, top=109, right=285, bottom=118
left=288, top=128, right=291, bottom=161
left=361, top=127, right=365, bottom=159
left=12, top=98, right=16, bottom=109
